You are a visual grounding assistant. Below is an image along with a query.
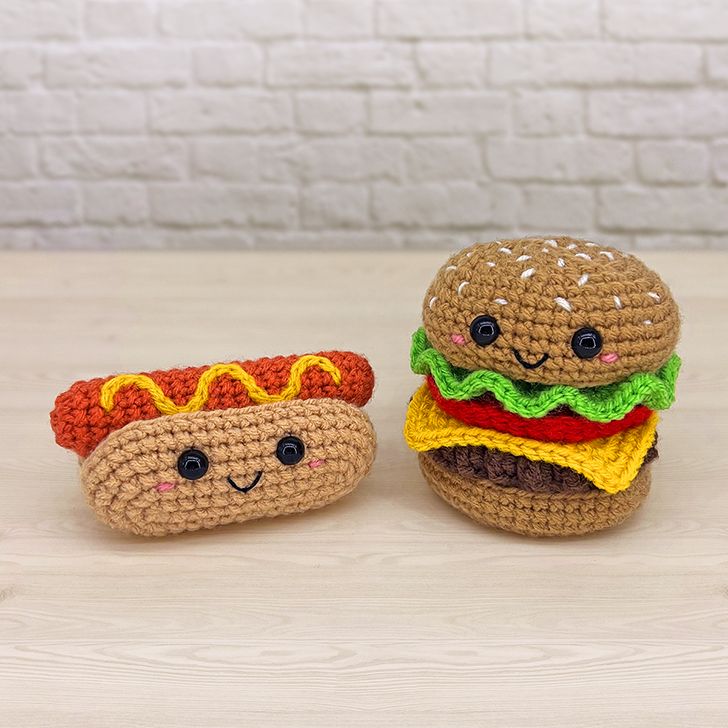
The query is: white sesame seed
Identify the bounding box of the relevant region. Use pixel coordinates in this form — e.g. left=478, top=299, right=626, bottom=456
left=566, top=243, right=577, bottom=250
left=428, top=296, right=437, bottom=309
left=613, top=295, right=623, bottom=310
left=498, top=247, right=512, bottom=254
left=585, top=242, right=598, bottom=247
left=575, top=253, right=592, bottom=261
left=486, top=261, right=496, bottom=267
left=647, top=292, right=661, bottom=301
left=554, top=297, right=572, bottom=312
left=599, top=251, right=615, bottom=261
left=466, top=251, right=473, bottom=257
left=542, top=248, right=550, bottom=253
left=516, top=255, right=531, bottom=262
left=520, top=268, right=535, bottom=279
left=578, top=273, right=589, bottom=286
left=557, top=258, right=565, bottom=267
left=457, top=281, right=469, bottom=295
left=644, top=320, right=653, bottom=325
left=445, top=265, right=457, bottom=272
left=494, top=298, right=508, bottom=305
left=544, top=239, right=558, bottom=247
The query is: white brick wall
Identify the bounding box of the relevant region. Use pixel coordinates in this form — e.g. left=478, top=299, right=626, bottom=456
left=1, top=0, right=727, bottom=250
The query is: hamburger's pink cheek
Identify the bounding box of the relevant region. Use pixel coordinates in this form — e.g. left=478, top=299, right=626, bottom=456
left=155, top=482, right=176, bottom=492
left=308, top=459, right=326, bottom=469
left=600, top=352, right=619, bottom=364
left=451, top=334, right=466, bottom=345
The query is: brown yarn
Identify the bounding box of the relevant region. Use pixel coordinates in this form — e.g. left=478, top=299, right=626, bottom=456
left=419, top=451, right=651, bottom=537
left=81, top=399, right=376, bottom=537
left=422, top=236, right=680, bottom=387
left=429, top=442, right=658, bottom=494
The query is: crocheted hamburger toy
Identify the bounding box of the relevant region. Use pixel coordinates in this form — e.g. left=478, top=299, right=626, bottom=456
left=51, top=352, right=376, bottom=536
left=404, top=236, right=681, bottom=537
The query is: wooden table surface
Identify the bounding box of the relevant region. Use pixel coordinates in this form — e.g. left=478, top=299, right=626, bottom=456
left=1, top=250, right=726, bottom=727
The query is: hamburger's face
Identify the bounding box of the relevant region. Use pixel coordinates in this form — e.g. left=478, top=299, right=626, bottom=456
left=422, top=236, right=680, bottom=387
left=81, top=399, right=376, bottom=536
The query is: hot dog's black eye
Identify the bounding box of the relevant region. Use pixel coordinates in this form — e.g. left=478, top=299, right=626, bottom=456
left=469, top=315, right=500, bottom=347
left=571, top=327, right=603, bottom=359
left=177, top=449, right=209, bottom=480
left=276, top=436, right=305, bottom=466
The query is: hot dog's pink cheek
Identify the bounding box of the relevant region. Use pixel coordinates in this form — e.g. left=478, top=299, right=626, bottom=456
left=451, top=334, right=466, bottom=345
left=155, top=482, right=176, bottom=492
left=600, top=352, right=619, bottom=364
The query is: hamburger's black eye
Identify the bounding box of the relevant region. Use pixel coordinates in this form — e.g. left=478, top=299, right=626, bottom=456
left=571, top=327, right=603, bottom=359
left=177, top=448, right=209, bottom=480
left=276, top=436, right=305, bottom=466
left=470, top=315, right=500, bottom=347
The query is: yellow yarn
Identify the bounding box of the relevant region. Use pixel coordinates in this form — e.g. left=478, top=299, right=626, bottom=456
left=404, top=384, right=658, bottom=494
left=100, top=356, right=342, bottom=415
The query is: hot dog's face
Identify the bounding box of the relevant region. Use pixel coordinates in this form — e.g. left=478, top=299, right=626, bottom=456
left=81, top=399, right=376, bottom=536
left=422, top=237, right=680, bottom=387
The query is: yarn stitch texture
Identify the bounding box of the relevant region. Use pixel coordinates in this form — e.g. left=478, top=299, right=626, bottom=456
left=421, top=236, right=681, bottom=387
left=100, top=356, right=342, bottom=414
left=52, top=351, right=374, bottom=457
left=404, top=384, right=658, bottom=494
left=419, top=452, right=651, bottom=538
left=411, top=328, right=680, bottom=421
left=426, top=376, right=654, bottom=443
left=429, top=443, right=657, bottom=494
left=81, top=398, right=376, bottom=537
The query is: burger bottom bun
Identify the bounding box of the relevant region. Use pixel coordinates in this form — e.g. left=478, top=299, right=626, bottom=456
left=81, top=399, right=376, bottom=537
left=419, top=452, right=651, bottom=538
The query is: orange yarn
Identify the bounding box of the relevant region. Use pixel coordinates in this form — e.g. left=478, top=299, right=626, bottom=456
left=51, top=351, right=374, bottom=457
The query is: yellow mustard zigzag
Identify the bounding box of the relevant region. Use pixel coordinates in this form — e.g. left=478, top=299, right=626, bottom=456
left=404, top=384, right=658, bottom=494
left=100, top=356, right=342, bottom=415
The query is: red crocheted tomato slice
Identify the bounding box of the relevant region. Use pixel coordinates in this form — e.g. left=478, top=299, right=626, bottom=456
left=426, top=376, right=654, bottom=443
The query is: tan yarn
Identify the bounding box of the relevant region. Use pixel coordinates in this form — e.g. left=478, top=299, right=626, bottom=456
left=419, top=451, right=651, bottom=537
left=422, top=236, right=680, bottom=387
left=81, top=399, right=376, bottom=537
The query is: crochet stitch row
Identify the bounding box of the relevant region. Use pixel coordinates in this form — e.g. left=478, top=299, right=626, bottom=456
left=404, top=384, right=658, bottom=494
left=411, top=328, right=680, bottom=421
left=100, top=356, right=342, bottom=415
left=419, top=452, right=652, bottom=538
left=429, top=442, right=657, bottom=494
left=426, top=376, right=654, bottom=443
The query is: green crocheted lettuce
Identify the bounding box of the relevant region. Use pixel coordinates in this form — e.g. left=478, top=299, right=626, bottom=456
left=410, top=328, right=681, bottom=422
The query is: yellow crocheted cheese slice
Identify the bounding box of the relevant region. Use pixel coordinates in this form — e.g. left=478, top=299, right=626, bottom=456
left=404, top=384, right=658, bottom=494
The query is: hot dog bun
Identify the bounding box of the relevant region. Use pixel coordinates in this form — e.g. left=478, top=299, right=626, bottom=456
left=81, top=398, right=376, bottom=537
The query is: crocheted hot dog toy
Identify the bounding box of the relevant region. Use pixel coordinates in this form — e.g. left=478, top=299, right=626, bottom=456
left=51, top=352, right=376, bottom=536
left=404, top=237, right=681, bottom=537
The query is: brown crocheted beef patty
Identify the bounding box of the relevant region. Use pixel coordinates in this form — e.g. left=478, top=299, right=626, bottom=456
left=429, top=441, right=658, bottom=494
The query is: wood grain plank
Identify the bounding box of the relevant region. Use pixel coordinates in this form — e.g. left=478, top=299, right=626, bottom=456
left=0, top=251, right=727, bottom=727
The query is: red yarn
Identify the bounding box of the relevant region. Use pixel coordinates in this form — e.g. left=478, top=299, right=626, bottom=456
left=51, top=352, right=375, bottom=457
left=426, top=376, right=654, bottom=443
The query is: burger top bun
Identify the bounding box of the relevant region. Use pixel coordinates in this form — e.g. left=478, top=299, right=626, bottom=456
left=422, top=236, right=680, bottom=388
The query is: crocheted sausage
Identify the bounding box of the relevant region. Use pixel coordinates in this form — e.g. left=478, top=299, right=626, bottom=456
left=51, top=351, right=374, bottom=457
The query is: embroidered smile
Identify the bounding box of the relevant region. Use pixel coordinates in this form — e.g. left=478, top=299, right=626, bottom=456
left=511, top=349, right=550, bottom=370
left=226, top=471, right=263, bottom=494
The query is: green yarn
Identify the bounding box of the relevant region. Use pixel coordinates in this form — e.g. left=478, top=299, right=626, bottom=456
left=410, top=328, right=681, bottom=422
